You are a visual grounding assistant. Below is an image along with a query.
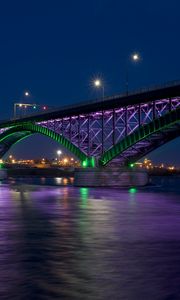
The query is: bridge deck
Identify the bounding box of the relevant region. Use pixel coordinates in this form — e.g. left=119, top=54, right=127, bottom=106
left=1, top=81, right=180, bottom=128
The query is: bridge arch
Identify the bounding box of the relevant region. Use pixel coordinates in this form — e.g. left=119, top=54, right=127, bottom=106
left=0, top=123, right=91, bottom=165
left=99, top=108, right=180, bottom=166
left=0, top=131, right=32, bottom=157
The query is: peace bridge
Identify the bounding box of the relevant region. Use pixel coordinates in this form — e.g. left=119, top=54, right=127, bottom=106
left=0, top=81, right=179, bottom=186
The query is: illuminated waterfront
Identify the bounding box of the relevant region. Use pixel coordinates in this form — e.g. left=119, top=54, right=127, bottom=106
left=0, top=176, right=179, bottom=299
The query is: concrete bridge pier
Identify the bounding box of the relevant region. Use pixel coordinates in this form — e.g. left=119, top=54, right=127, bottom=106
left=74, top=167, right=149, bottom=187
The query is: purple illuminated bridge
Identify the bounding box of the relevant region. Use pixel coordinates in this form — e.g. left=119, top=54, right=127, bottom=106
left=0, top=82, right=180, bottom=167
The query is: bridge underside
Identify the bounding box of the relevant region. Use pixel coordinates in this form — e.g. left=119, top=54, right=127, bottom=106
left=0, top=124, right=92, bottom=166
left=0, top=131, right=31, bottom=158
left=99, top=108, right=180, bottom=166
left=105, top=123, right=180, bottom=167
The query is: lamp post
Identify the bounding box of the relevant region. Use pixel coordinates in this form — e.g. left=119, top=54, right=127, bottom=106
left=13, top=91, right=31, bottom=118
left=13, top=89, right=49, bottom=118
left=93, top=78, right=105, bottom=155
left=13, top=102, right=38, bottom=118
left=126, top=52, right=140, bottom=96
left=93, top=79, right=104, bottom=98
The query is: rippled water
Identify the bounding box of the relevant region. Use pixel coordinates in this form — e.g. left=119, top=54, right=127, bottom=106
left=0, top=176, right=180, bottom=299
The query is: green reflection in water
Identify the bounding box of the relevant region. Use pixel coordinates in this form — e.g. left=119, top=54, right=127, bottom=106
left=80, top=188, right=89, bottom=208
left=129, top=187, right=137, bottom=194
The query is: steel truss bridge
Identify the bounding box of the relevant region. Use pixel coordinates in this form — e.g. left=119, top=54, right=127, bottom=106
left=0, top=82, right=180, bottom=167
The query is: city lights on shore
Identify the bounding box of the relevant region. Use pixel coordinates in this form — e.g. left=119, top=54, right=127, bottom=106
left=134, top=158, right=176, bottom=171
left=0, top=156, right=178, bottom=172
left=1, top=156, right=81, bottom=168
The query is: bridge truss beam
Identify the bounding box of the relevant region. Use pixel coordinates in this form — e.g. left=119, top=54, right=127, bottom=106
left=37, top=97, right=180, bottom=159
left=0, top=96, right=179, bottom=167
left=99, top=108, right=180, bottom=166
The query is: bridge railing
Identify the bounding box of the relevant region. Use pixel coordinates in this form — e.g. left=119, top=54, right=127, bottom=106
left=26, top=79, right=180, bottom=115
left=15, top=79, right=180, bottom=119
left=1, top=79, right=180, bottom=124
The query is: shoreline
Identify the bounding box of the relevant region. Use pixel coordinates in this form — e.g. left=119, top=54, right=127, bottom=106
left=5, top=167, right=180, bottom=178
left=6, top=167, right=74, bottom=177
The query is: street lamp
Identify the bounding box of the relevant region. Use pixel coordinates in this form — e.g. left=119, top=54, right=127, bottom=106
left=126, top=52, right=141, bottom=96
left=57, top=150, right=62, bottom=156
left=132, top=53, right=140, bottom=61
left=93, top=78, right=104, bottom=98
left=13, top=102, right=38, bottom=118
left=57, top=150, right=62, bottom=161
left=13, top=103, right=49, bottom=118
left=13, top=90, right=30, bottom=118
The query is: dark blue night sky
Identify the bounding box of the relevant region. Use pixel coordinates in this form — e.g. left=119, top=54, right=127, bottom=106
left=0, top=0, right=179, bottom=164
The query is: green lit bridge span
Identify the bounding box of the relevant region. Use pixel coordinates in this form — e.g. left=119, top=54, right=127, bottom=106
left=0, top=82, right=180, bottom=167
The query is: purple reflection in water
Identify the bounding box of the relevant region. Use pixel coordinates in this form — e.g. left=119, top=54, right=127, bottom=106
left=0, top=177, right=179, bottom=299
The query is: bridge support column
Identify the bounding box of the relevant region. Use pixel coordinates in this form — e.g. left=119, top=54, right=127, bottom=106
left=74, top=167, right=149, bottom=187
left=81, top=156, right=96, bottom=168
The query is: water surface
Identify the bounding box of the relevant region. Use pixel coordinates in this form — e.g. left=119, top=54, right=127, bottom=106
left=0, top=176, right=180, bottom=299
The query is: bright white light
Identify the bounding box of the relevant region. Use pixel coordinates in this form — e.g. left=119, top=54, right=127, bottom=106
left=132, top=53, right=140, bottom=61
left=57, top=150, right=62, bottom=156
left=94, top=79, right=101, bottom=87
left=25, top=91, right=29, bottom=96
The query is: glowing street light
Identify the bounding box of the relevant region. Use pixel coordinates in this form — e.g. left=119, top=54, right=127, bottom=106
left=13, top=91, right=30, bottom=118
left=94, top=79, right=101, bottom=87
left=57, top=150, right=62, bottom=162
left=57, top=150, right=62, bottom=156
left=93, top=78, right=104, bottom=98
left=132, top=53, right=140, bottom=61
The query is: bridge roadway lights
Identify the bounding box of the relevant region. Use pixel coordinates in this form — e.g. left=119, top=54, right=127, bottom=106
left=74, top=166, right=149, bottom=187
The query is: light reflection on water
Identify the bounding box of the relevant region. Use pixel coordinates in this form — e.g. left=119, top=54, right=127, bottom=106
left=0, top=176, right=179, bottom=299
left=7, top=176, right=75, bottom=186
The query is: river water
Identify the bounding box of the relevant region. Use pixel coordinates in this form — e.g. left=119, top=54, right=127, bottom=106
left=0, top=176, right=180, bottom=300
